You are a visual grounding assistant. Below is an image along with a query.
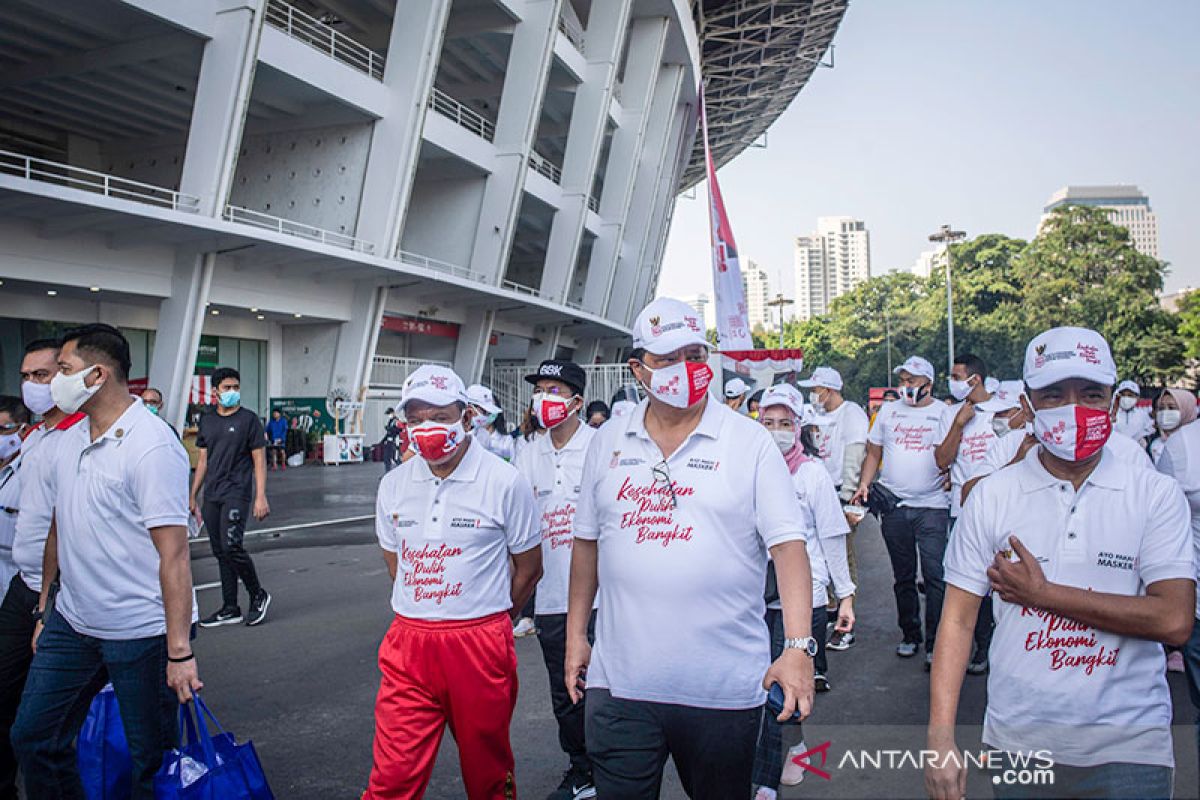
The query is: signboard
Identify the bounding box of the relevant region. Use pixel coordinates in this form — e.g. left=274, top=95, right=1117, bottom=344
left=270, top=397, right=333, bottom=435
left=380, top=315, right=460, bottom=339
left=196, top=335, right=219, bottom=370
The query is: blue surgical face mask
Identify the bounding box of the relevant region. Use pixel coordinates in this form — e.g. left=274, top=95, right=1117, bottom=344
left=146, top=404, right=161, bottom=416
left=218, top=390, right=241, bottom=408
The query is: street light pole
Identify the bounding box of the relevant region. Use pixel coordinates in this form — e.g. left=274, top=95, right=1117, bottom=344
left=928, top=224, right=966, bottom=377
left=766, top=293, right=794, bottom=350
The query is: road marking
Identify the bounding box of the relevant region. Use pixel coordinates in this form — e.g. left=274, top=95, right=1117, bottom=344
left=189, top=514, right=374, bottom=546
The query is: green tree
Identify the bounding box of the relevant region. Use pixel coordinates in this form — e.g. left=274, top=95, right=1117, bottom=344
left=1176, top=290, right=1200, bottom=360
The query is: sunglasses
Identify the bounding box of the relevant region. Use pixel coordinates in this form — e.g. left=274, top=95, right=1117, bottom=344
left=651, top=459, right=678, bottom=509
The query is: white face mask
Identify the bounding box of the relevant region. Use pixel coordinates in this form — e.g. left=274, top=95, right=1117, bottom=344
left=1157, top=409, right=1182, bottom=432
left=0, top=433, right=20, bottom=461
left=771, top=429, right=797, bottom=453
left=1118, top=395, right=1138, bottom=411
left=991, top=415, right=1016, bottom=438
left=639, top=360, right=713, bottom=409
left=50, top=366, right=102, bottom=415
left=21, top=381, right=55, bottom=416
left=948, top=378, right=973, bottom=402
left=808, top=391, right=825, bottom=411
left=1033, top=404, right=1111, bottom=462
left=899, top=383, right=929, bottom=406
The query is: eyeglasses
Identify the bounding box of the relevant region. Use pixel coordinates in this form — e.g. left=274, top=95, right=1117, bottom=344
left=651, top=459, right=678, bottom=509
left=534, top=387, right=574, bottom=397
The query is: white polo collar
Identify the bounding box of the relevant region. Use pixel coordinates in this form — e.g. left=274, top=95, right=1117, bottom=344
left=412, top=436, right=484, bottom=483
left=1017, top=445, right=1126, bottom=493
left=624, top=397, right=725, bottom=443
left=81, top=399, right=146, bottom=449
left=538, top=420, right=590, bottom=454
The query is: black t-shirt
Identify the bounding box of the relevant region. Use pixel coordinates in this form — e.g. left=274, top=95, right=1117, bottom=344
left=196, top=407, right=266, bottom=501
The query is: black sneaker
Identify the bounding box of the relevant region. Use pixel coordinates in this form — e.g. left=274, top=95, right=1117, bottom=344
left=199, top=607, right=242, bottom=628
left=967, top=655, right=989, bottom=675
left=814, top=673, right=831, bottom=692
left=827, top=630, right=855, bottom=651
left=546, top=766, right=596, bottom=800
left=246, top=590, right=271, bottom=626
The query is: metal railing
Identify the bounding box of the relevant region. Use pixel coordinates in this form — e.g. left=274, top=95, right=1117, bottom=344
left=370, top=356, right=452, bottom=388
left=527, top=150, right=562, bottom=184
left=557, top=13, right=585, bottom=51
left=396, top=249, right=489, bottom=283
left=501, top=279, right=544, bottom=298
left=487, top=363, right=639, bottom=419
left=0, top=149, right=199, bottom=212
left=428, top=88, right=496, bottom=142
left=223, top=205, right=375, bottom=253
left=265, top=0, right=385, bottom=80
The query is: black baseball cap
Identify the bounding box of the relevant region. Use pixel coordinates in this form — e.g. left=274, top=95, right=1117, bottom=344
left=524, top=359, right=587, bottom=396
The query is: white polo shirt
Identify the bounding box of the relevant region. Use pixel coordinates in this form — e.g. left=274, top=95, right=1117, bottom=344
left=473, top=427, right=515, bottom=461
left=814, top=400, right=869, bottom=489
left=512, top=421, right=596, bottom=616
left=13, top=414, right=86, bottom=593
left=1154, top=424, right=1200, bottom=619
left=867, top=400, right=951, bottom=509
left=376, top=439, right=540, bottom=620
left=946, top=448, right=1193, bottom=768
left=0, top=456, right=21, bottom=593
left=791, top=460, right=853, bottom=608
left=1114, top=405, right=1154, bottom=442
left=54, top=401, right=197, bottom=640
left=938, top=403, right=997, bottom=518
left=574, top=398, right=807, bottom=709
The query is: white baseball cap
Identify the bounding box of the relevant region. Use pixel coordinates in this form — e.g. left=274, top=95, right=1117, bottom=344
left=1116, top=379, right=1140, bottom=396
left=611, top=400, right=637, bottom=419
left=978, top=380, right=1024, bottom=413
left=1023, top=326, right=1117, bottom=391
left=632, top=297, right=710, bottom=355
left=465, top=384, right=502, bottom=416
left=894, top=356, right=935, bottom=383
left=798, top=366, right=843, bottom=391
left=401, top=365, right=468, bottom=412
left=724, top=378, right=748, bottom=398
left=759, top=383, right=806, bottom=419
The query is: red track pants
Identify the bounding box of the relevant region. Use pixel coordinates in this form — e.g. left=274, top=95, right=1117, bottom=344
left=365, top=611, right=519, bottom=800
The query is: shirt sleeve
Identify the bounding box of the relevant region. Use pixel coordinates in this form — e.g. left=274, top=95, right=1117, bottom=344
left=375, top=475, right=398, bottom=553
left=572, top=433, right=604, bottom=541
left=245, top=413, right=267, bottom=452
left=503, top=471, right=541, bottom=555
left=755, top=434, right=807, bottom=549
left=1137, top=474, right=1196, bottom=587
left=867, top=408, right=886, bottom=446
left=131, top=441, right=190, bottom=530
left=942, top=483, right=994, bottom=597
left=810, top=467, right=855, bottom=598
left=194, top=415, right=208, bottom=449
left=843, top=405, right=869, bottom=445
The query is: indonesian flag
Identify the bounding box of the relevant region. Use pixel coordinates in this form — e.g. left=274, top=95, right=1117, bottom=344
left=700, top=88, right=753, bottom=350
left=189, top=375, right=212, bottom=405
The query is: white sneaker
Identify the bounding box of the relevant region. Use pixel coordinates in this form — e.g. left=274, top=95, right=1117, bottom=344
left=513, top=617, right=536, bottom=637
left=753, top=787, right=778, bottom=800
left=780, top=741, right=810, bottom=786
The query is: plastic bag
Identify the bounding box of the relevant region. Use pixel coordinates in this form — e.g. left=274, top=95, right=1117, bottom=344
left=155, top=693, right=273, bottom=800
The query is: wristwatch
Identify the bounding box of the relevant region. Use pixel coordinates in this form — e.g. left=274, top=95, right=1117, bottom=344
left=783, top=636, right=819, bottom=657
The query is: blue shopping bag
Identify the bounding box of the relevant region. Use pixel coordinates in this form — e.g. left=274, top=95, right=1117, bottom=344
left=78, top=684, right=132, bottom=800
left=154, top=693, right=273, bottom=800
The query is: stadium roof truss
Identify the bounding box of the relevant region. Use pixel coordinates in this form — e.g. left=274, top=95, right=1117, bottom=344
left=681, top=0, right=849, bottom=190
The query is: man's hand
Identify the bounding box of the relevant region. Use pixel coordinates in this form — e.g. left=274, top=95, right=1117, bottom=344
left=850, top=484, right=870, bottom=507
left=167, top=658, right=203, bottom=704
left=252, top=495, right=270, bottom=522
left=835, top=597, right=855, bottom=633
left=188, top=495, right=198, bottom=515
left=953, top=399, right=976, bottom=428
left=564, top=634, right=591, bottom=705
left=924, top=742, right=966, bottom=800
left=762, top=648, right=814, bottom=723
left=988, top=536, right=1048, bottom=607
left=31, top=620, right=43, bottom=655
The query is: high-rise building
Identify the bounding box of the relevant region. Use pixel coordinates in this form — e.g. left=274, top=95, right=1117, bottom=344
left=1041, top=185, right=1159, bottom=258
left=794, top=216, right=871, bottom=319
left=742, top=261, right=772, bottom=332
left=682, top=293, right=711, bottom=332
left=912, top=248, right=945, bottom=279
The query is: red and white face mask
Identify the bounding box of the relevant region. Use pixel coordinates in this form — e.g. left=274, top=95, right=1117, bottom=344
left=642, top=360, right=713, bottom=409
left=409, top=419, right=466, bottom=464
left=533, top=392, right=575, bottom=429
left=1033, top=404, right=1111, bottom=462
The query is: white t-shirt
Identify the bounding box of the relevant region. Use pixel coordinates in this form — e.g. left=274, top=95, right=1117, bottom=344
left=946, top=448, right=1193, bottom=768
left=814, top=400, right=869, bottom=489
left=513, top=421, right=597, bottom=616
left=1114, top=406, right=1154, bottom=442
left=938, top=403, right=997, bottom=518
left=376, top=439, right=540, bottom=620
left=473, top=427, right=515, bottom=461
left=54, top=401, right=197, bottom=639
left=971, top=429, right=1152, bottom=489
left=574, top=398, right=807, bottom=709
left=867, top=400, right=951, bottom=509
left=1154, top=424, right=1200, bottom=619
left=13, top=415, right=86, bottom=593
left=791, top=459, right=853, bottom=609
left=0, top=456, right=20, bottom=593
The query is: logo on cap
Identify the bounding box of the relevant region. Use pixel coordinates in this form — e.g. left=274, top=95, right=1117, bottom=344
left=649, top=316, right=662, bottom=336
left=685, top=315, right=700, bottom=333
left=1077, top=343, right=1100, bottom=365
left=541, top=364, right=563, bottom=377
left=430, top=375, right=449, bottom=390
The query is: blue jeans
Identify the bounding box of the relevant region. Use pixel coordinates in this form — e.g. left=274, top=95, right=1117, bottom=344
left=11, top=609, right=178, bottom=800
left=990, top=756, right=1173, bottom=799
left=1185, top=615, right=1200, bottom=757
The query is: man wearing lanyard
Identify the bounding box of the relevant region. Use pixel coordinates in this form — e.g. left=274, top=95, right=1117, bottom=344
left=11, top=324, right=201, bottom=799
left=513, top=359, right=597, bottom=800
left=566, top=297, right=816, bottom=799
left=927, top=327, right=1195, bottom=800
left=367, top=365, right=541, bottom=800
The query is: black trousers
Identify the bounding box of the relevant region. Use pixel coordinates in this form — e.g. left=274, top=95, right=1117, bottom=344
left=880, top=506, right=949, bottom=653
left=585, top=688, right=760, bottom=800
left=0, top=575, right=37, bottom=800
left=535, top=612, right=596, bottom=772
left=201, top=497, right=262, bottom=610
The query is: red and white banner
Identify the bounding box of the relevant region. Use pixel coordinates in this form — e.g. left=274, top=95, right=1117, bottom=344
left=700, top=89, right=753, bottom=350
left=719, top=349, right=805, bottom=375
left=189, top=374, right=212, bottom=405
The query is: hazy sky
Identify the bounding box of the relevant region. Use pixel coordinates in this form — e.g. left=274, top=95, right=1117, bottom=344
left=656, top=0, right=1200, bottom=305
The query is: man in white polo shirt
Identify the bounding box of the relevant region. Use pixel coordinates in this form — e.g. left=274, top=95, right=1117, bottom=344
left=853, top=356, right=952, bottom=668
left=926, top=326, right=1195, bottom=800
left=11, top=324, right=200, bottom=800
left=1113, top=379, right=1154, bottom=446
left=368, top=364, right=542, bottom=800
left=513, top=358, right=598, bottom=800
left=565, top=297, right=816, bottom=800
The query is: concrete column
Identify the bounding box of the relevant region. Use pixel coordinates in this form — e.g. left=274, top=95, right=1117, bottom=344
left=356, top=0, right=452, bottom=254
left=524, top=324, right=562, bottom=365
left=602, top=65, right=686, bottom=320
left=468, top=0, right=562, bottom=285
left=178, top=1, right=263, bottom=216
left=149, top=251, right=215, bottom=431
left=329, top=282, right=387, bottom=396
left=453, top=309, right=497, bottom=384
left=538, top=0, right=633, bottom=301
left=581, top=20, right=670, bottom=313
left=267, top=321, right=284, bottom=398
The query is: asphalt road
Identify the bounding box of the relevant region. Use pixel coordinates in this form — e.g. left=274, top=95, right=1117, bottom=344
left=189, top=462, right=1200, bottom=799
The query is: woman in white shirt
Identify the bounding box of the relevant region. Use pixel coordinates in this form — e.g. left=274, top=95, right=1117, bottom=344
left=1149, top=388, right=1197, bottom=465
left=752, top=385, right=856, bottom=800
left=465, top=384, right=515, bottom=461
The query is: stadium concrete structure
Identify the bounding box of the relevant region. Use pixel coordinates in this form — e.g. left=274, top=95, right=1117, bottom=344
left=0, top=0, right=847, bottom=428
